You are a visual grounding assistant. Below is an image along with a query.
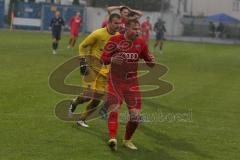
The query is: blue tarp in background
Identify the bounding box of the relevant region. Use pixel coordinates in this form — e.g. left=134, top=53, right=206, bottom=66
left=0, top=0, right=4, bottom=27
left=205, top=13, right=240, bottom=24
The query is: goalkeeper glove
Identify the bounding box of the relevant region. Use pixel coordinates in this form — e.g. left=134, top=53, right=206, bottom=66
left=80, top=58, right=89, bottom=75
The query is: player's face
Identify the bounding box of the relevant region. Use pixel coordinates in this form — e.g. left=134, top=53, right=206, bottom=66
left=76, top=12, right=80, bottom=17
left=121, top=9, right=129, bottom=19
left=126, top=23, right=141, bottom=40
left=55, top=12, right=60, bottom=17
left=109, top=17, right=121, bottom=32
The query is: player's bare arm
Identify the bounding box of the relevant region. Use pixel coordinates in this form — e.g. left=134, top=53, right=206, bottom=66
left=107, top=6, right=122, bottom=14
left=129, top=8, right=143, bottom=18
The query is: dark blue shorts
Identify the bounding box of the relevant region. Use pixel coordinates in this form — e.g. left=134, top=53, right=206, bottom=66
left=52, top=30, right=61, bottom=40
left=156, top=33, right=164, bottom=40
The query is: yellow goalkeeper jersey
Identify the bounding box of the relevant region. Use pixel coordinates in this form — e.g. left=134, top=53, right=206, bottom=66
left=79, top=27, right=118, bottom=76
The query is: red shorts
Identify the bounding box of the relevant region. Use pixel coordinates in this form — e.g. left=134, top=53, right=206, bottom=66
left=107, top=79, right=141, bottom=110
left=71, top=29, right=79, bottom=37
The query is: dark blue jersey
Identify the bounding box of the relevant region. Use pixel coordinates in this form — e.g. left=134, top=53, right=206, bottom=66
left=50, top=17, right=65, bottom=31
left=154, top=21, right=166, bottom=35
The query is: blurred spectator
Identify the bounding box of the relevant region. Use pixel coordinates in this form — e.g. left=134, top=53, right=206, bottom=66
left=216, top=22, right=225, bottom=38
left=208, top=21, right=216, bottom=37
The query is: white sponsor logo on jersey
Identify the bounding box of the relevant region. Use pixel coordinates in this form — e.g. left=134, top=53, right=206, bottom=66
left=120, top=52, right=139, bottom=60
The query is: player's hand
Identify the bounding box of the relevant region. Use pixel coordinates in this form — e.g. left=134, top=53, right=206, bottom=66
left=147, top=54, right=155, bottom=68
left=111, top=55, right=124, bottom=65
left=149, top=54, right=155, bottom=62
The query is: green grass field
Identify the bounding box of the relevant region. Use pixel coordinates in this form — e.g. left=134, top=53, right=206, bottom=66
left=0, top=29, right=240, bottom=160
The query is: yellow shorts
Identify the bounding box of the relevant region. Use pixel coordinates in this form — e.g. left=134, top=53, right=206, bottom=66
left=81, top=67, right=107, bottom=93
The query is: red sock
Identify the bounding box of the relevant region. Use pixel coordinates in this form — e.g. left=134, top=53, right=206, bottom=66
left=108, top=112, right=118, bottom=139
left=124, top=121, right=139, bottom=140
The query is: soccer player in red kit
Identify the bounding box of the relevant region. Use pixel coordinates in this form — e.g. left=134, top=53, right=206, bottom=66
left=101, top=19, right=155, bottom=151
left=107, top=6, right=143, bottom=34
left=68, top=11, right=83, bottom=48
left=107, top=6, right=129, bottom=34
left=141, top=16, right=152, bottom=43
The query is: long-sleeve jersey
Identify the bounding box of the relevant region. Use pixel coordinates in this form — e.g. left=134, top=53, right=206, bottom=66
left=50, top=17, right=65, bottom=31
left=79, top=27, right=119, bottom=76
left=154, top=21, right=166, bottom=34
left=101, top=34, right=155, bottom=82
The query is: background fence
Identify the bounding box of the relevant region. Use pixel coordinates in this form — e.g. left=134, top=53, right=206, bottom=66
left=11, top=2, right=86, bottom=31
left=1, top=2, right=240, bottom=43
left=0, top=0, right=4, bottom=28
left=182, top=16, right=240, bottom=39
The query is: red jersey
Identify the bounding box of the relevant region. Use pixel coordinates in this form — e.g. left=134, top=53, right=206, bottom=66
left=141, top=21, right=152, bottom=41
left=119, top=18, right=127, bottom=34
left=141, top=21, right=152, bottom=34
left=101, top=34, right=154, bottom=82
left=70, top=16, right=82, bottom=33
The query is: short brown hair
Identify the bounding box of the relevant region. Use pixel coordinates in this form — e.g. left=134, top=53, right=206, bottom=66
left=125, top=19, right=140, bottom=27
left=120, top=6, right=129, bottom=13
left=108, top=13, right=121, bottom=22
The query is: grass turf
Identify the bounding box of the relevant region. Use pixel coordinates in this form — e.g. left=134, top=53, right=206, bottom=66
left=0, top=29, right=240, bottom=160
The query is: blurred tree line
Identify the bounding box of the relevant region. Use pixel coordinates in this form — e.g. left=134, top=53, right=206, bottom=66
left=86, top=0, right=170, bottom=11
